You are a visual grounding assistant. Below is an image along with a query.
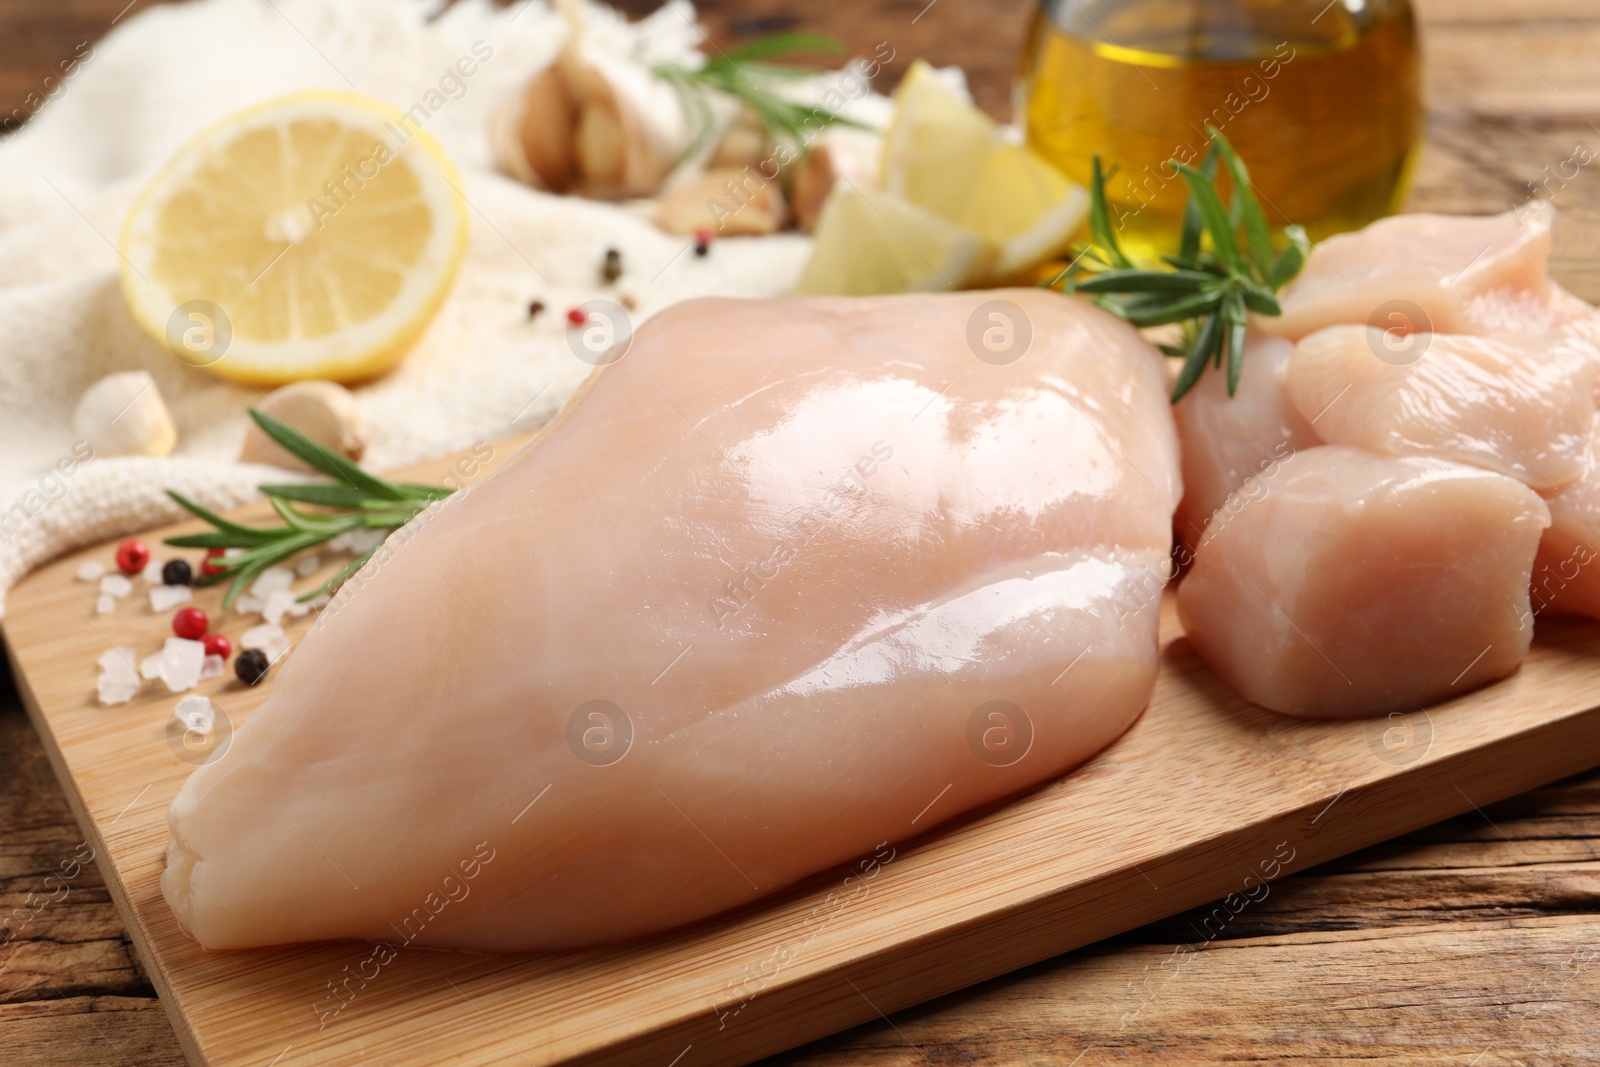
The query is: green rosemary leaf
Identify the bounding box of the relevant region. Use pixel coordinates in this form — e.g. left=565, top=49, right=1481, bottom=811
left=1223, top=291, right=1249, bottom=395
left=260, top=483, right=372, bottom=509
left=1177, top=144, right=1219, bottom=267
left=1119, top=289, right=1226, bottom=328
left=1240, top=282, right=1283, bottom=317
left=268, top=497, right=359, bottom=536
left=713, top=32, right=844, bottom=66
left=1207, top=128, right=1273, bottom=281
left=1073, top=268, right=1217, bottom=294
left=165, top=490, right=279, bottom=544
left=1088, top=156, right=1133, bottom=271
left=397, top=483, right=453, bottom=501
left=1172, top=162, right=1245, bottom=276
left=164, top=530, right=269, bottom=550
left=1171, top=312, right=1223, bottom=404
left=165, top=414, right=454, bottom=603
left=215, top=531, right=325, bottom=610
left=248, top=409, right=409, bottom=502
left=1271, top=224, right=1310, bottom=289
left=653, top=32, right=865, bottom=161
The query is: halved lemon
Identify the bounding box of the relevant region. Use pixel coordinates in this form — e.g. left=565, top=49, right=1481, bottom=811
left=795, top=182, right=996, bottom=297
left=120, top=91, right=468, bottom=385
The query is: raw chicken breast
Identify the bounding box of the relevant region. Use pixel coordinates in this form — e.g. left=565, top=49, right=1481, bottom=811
left=1265, top=203, right=1575, bottom=341
left=1533, top=415, right=1600, bottom=618
left=1172, top=331, right=1317, bottom=547
left=1177, top=446, right=1549, bottom=718
left=1284, top=325, right=1599, bottom=492
left=162, top=291, right=1181, bottom=952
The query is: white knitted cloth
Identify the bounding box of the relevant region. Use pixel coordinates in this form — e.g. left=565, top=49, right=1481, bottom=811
left=0, top=0, right=861, bottom=617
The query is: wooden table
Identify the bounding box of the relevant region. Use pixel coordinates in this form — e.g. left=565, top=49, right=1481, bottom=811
left=5, top=0, right=1600, bottom=1063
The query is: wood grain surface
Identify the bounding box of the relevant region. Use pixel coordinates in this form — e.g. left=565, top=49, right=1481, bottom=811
left=5, top=0, right=1600, bottom=1064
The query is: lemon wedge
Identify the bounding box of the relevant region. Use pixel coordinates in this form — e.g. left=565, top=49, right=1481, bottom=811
left=120, top=91, right=468, bottom=385
left=880, top=61, right=994, bottom=221
left=821, top=59, right=1085, bottom=288
left=795, top=182, right=996, bottom=297
left=956, top=142, right=1089, bottom=280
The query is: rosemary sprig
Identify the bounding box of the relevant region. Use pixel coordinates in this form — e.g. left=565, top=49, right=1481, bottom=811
left=164, top=409, right=451, bottom=610
left=652, top=32, right=869, bottom=161
left=1062, top=127, right=1309, bottom=403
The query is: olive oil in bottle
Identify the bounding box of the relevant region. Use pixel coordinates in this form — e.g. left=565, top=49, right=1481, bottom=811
left=1019, top=0, right=1423, bottom=263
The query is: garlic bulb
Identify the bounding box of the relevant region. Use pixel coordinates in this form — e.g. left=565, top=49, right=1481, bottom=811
left=239, top=380, right=366, bottom=472
left=490, top=42, right=697, bottom=200
left=72, top=371, right=177, bottom=457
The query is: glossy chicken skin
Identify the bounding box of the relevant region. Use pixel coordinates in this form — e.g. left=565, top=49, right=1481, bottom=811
left=1286, top=325, right=1600, bottom=492
left=162, top=291, right=1181, bottom=951
left=1178, top=446, right=1549, bottom=718
left=1264, top=203, right=1574, bottom=341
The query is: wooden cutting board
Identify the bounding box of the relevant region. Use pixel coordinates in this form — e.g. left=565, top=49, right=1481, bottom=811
left=7, top=438, right=1600, bottom=1067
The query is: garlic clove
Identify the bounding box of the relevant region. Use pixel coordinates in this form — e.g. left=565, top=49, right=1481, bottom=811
left=575, top=99, right=628, bottom=192
left=72, top=371, right=177, bottom=458
left=655, top=167, right=790, bottom=237
left=240, top=380, right=367, bottom=471
left=488, top=64, right=579, bottom=192
left=707, top=109, right=772, bottom=171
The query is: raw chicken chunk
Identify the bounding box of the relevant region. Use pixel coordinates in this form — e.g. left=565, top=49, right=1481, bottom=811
left=162, top=291, right=1181, bottom=952
left=1177, top=446, right=1549, bottom=718
left=1172, top=331, right=1317, bottom=547
left=1533, top=415, right=1600, bottom=618
left=1284, top=325, right=1599, bottom=492
left=1265, top=203, right=1577, bottom=341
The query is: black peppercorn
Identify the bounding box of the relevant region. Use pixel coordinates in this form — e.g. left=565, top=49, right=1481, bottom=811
left=235, top=648, right=271, bottom=686
left=162, top=559, right=193, bottom=586
left=601, top=247, right=623, bottom=283
left=527, top=299, right=546, bottom=320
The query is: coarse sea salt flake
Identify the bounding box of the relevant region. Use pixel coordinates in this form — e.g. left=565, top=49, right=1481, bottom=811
left=241, top=623, right=291, bottom=663
left=96, top=594, right=116, bottom=615
left=98, top=647, right=138, bottom=673
left=158, top=637, right=206, bottom=693
left=149, top=583, right=192, bottom=612
left=142, top=559, right=165, bottom=584
left=76, top=561, right=106, bottom=582
left=100, top=574, right=132, bottom=598
left=199, top=654, right=226, bottom=681
left=262, top=589, right=296, bottom=625
left=295, top=555, right=321, bottom=577
left=235, top=594, right=265, bottom=615
left=140, top=652, right=164, bottom=681
left=249, top=566, right=295, bottom=601
left=328, top=532, right=354, bottom=553
left=98, top=671, right=140, bottom=706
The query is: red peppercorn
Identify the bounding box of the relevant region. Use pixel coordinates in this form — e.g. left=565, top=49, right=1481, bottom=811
left=201, top=548, right=226, bottom=576
left=693, top=226, right=713, bottom=256
left=565, top=307, right=588, bottom=327
left=202, top=632, right=232, bottom=660
left=172, top=606, right=209, bottom=640
left=115, top=539, right=150, bottom=575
